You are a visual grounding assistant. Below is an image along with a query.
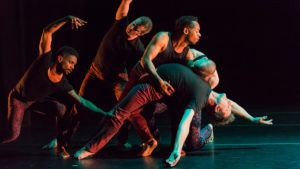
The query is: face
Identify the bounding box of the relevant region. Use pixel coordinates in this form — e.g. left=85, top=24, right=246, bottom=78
left=126, top=18, right=148, bottom=39
left=213, top=93, right=232, bottom=119
left=186, top=21, right=201, bottom=45
left=58, top=54, right=77, bottom=75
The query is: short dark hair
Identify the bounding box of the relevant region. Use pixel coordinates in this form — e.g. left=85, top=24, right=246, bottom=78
left=192, top=59, right=216, bottom=79
left=137, top=16, right=153, bottom=34
left=203, top=105, right=235, bottom=126
left=172, top=16, right=198, bottom=38
left=55, top=46, right=79, bottom=59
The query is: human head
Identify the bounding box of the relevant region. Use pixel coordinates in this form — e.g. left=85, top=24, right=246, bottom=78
left=206, top=92, right=235, bottom=125
left=126, top=16, right=153, bottom=39
left=192, top=58, right=216, bottom=79
left=172, top=16, right=201, bottom=45
left=54, top=46, right=79, bottom=75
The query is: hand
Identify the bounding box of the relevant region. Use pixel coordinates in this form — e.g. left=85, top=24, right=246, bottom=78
left=165, top=151, right=181, bottom=167
left=106, top=109, right=116, bottom=118
left=68, top=15, right=88, bottom=29
left=251, top=116, right=273, bottom=125
left=160, top=80, right=175, bottom=96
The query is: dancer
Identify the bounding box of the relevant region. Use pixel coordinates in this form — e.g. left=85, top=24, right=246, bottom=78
left=73, top=63, right=232, bottom=160
left=0, top=15, right=111, bottom=159
left=54, top=0, right=153, bottom=149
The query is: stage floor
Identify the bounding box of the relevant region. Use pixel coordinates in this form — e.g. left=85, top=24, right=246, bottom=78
left=1, top=111, right=300, bottom=169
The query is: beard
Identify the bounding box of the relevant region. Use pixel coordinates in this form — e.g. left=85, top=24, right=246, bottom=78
left=56, top=63, right=72, bottom=75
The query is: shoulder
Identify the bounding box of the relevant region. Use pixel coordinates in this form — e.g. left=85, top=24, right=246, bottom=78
left=39, top=50, right=52, bottom=57
left=190, top=48, right=207, bottom=58
left=152, top=31, right=170, bottom=45
left=155, top=31, right=169, bottom=39
left=59, top=76, right=74, bottom=92
left=36, top=51, right=53, bottom=63
left=114, top=16, right=128, bottom=25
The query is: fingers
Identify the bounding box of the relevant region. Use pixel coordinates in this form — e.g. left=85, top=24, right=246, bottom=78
left=259, top=118, right=273, bottom=125
left=167, top=83, right=175, bottom=93
left=165, top=153, right=181, bottom=167
left=265, top=119, right=273, bottom=125
left=71, top=17, right=88, bottom=29
left=163, top=81, right=175, bottom=96
left=78, top=18, right=88, bottom=24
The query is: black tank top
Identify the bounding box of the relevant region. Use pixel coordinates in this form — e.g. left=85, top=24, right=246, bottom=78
left=152, top=32, right=189, bottom=67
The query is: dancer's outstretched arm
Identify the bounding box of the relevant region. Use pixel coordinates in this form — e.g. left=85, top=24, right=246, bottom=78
left=68, top=90, right=113, bottom=117
left=166, top=108, right=195, bottom=167
left=39, top=15, right=87, bottom=55
left=115, top=0, right=133, bottom=20
left=230, top=100, right=273, bottom=125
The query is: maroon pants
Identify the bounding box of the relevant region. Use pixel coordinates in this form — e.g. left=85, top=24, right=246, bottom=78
left=65, top=64, right=130, bottom=146
left=1, top=89, right=68, bottom=146
left=85, top=83, right=162, bottom=153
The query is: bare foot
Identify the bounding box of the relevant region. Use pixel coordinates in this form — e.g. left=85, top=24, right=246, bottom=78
left=42, top=138, right=57, bottom=149
left=56, top=146, right=70, bottom=159
left=165, top=151, right=181, bottom=167
left=137, top=138, right=158, bottom=157
left=74, top=147, right=95, bottom=160
left=181, top=150, right=186, bottom=157
left=205, top=124, right=214, bottom=144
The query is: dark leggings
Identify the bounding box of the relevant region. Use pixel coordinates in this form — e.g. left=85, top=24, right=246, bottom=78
left=1, top=89, right=68, bottom=146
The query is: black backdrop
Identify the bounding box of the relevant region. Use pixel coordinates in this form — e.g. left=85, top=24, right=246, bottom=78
left=1, top=0, right=300, bottom=113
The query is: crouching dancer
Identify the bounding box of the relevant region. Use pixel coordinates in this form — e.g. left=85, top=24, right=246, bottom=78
left=0, top=15, right=112, bottom=159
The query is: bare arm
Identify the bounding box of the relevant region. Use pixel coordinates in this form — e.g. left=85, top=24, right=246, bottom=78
left=141, top=32, right=175, bottom=96
left=185, top=49, right=196, bottom=67
left=190, top=48, right=219, bottom=88
left=68, top=90, right=112, bottom=116
left=39, top=15, right=87, bottom=55
left=206, top=70, right=219, bottom=89
left=115, top=0, right=133, bottom=20
left=166, top=108, right=195, bottom=167
left=230, top=99, right=273, bottom=125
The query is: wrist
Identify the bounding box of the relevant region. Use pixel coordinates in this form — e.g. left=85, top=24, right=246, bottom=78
left=66, top=15, right=74, bottom=21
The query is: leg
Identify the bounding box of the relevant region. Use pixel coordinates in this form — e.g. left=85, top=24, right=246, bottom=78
left=128, top=108, right=158, bottom=157
left=1, top=89, right=32, bottom=143
left=32, top=98, right=70, bottom=158
left=75, top=84, right=162, bottom=159
left=185, top=111, right=213, bottom=151
left=57, top=69, right=105, bottom=147
left=113, top=76, right=131, bottom=147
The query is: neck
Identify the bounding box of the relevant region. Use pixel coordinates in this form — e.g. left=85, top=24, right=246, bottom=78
left=208, top=92, right=216, bottom=106
left=127, top=35, right=137, bottom=40
left=48, top=64, right=63, bottom=83
left=50, top=64, right=63, bottom=75
left=172, top=35, right=189, bottom=53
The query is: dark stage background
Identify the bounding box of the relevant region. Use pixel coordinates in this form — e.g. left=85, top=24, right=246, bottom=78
left=1, top=0, right=300, bottom=114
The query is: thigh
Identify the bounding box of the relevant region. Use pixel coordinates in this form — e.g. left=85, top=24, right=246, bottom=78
left=118, top=84, right=162, bottom=113
left=31, top=98, right=67, bottom=118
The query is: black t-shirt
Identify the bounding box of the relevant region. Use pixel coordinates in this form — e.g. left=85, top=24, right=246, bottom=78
left=92, top=17, right=145, bottom=78
left=15, top=51, right=74, bottom=101
left=152, top=32, right=190, bottom=67
left=156, top=63, right=211, bottom=113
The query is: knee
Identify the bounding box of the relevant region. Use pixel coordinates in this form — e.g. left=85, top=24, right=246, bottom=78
left=2, top=130, right=20, bottom=144
left=56, top=103, right=67, bottom=117
left=185, top=140, right=205, bottom=151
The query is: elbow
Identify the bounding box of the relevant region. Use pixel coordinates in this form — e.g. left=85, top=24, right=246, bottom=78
left=208, top=77, right=219, bottom=89
left=42, top=27, right=51, bottom=36
left=141, top=58, right=148, bottom=69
